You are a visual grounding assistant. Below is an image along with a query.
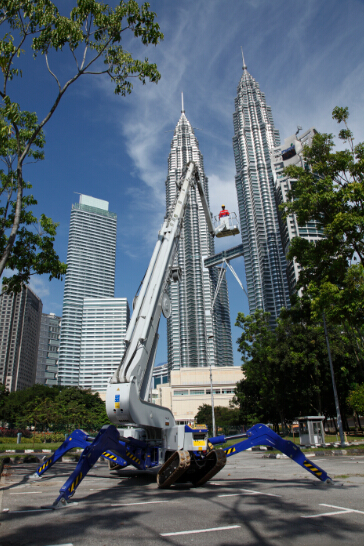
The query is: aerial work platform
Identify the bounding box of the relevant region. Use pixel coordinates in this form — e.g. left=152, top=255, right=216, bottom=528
left=214, top=212, right=240, bottom=238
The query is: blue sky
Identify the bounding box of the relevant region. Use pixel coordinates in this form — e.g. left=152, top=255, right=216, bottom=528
left=2, top=0, right=364, bottom=366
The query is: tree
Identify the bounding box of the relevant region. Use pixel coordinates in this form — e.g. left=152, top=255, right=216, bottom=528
left=280, top=107, right=364, bottom=336
left=21, top=396, right=60, bottom=447
left=195, top=404, right=240, bottom=436
left=0, top=1, right=163, bottom=291
left=0, top=384, right=110, bottom=432
left=0, top=109, right=67, bottom=292
left=233, top=304, right=360, bottom=431
left=347, top=384, right=364, bottom=417
left=0, top=382, right=9, bottom=422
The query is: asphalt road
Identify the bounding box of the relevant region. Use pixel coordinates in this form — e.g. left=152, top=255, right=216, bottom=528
left=1, top=451, right=364, bottom=546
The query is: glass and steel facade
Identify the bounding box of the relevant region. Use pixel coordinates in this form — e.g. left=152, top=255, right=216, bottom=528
left=232, top=58, right=290, bottom=327
left=58, top=194, right=117, bottom=386
left=272, top=127, right=323, bottom=294
left=35, top=313, right=61, bottom=385
left=79, top=297, right=130, bottom=391
left=165, top=108, right=234, bottom=369
left=0, top=286, right=43, bottom=391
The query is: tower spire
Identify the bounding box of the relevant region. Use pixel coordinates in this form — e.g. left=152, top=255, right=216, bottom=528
left=241, top=47, right=247, bottom=71
left=181, top=92, right=185, bottom=113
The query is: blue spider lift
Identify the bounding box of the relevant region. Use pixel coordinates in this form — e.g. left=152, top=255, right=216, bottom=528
left=34, top=422, right=332, bottom=508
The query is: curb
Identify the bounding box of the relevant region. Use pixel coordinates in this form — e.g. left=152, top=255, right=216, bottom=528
left=263, top=448, right=364, bottom=458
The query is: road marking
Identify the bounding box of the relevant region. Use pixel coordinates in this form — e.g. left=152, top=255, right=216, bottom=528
left=302, top=504, right=364, bottom=518
left=3, top=508, right=53, bottom=513
left=302, top=510, right=355, bottom=518
left=44, top=544, right=73, bottom=546
left=321, top=504, right=364, bottom=515
left=219, top=489, right=281, bottom=498
left=161, top=525, right=241, bottom=536
left=111, top=500, right=169, bottom=507
left=9, top=491, right=43, bottom=495
left=241, top=488, right=281, bottom=497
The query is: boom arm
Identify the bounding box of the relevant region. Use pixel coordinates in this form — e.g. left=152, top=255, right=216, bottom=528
left=106, top=162, right=215, bottom=433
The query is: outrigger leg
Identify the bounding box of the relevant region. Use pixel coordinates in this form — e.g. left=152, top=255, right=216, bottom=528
left=209, top=423, right=333, bottom=484
left=51, top=425, right=158, bottom=508
left=52, top=426, right=123, bottom=508
left=30, top=428, right=127, bottom=481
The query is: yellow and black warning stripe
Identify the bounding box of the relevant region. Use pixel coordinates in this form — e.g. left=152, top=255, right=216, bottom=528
left=303, top=460, right=323, bottom=478
left=39, top=457, right=53, bottom=473
left=68, top=471, right=83, bottom=493
left=126, top=450, right=141, bottom=465
left=225, top=447, right=236, bottom=456
left=102, top=452, right=117, bottom=461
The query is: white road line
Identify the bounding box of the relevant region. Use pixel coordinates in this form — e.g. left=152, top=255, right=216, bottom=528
left=111, top=500, right=169, bottom=507
left=302, top=504, right=364, bottom=519
left=219, top=494, right=247, bottom=498
left=302, top=510, right=354, bottom=518
left=9, top=491, right=43, bottom=495
left=321, top=504, right=364, bottom=515
left=219, top=489, right=281, bottom=498
left=241, top=488, right=281, bottom=497
left=3, top=508, right=53, bottom=513
left=161, top=525, right=241, bottom=537
left=44, top=544, right=73, bottom=546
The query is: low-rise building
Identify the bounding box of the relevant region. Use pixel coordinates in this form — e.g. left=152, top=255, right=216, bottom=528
left=151, top=366, right=243, bottom=424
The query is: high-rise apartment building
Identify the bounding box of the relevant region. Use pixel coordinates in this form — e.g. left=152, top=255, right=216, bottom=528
left=35, top=313, right=61, bottom=386
left=232, top=54, right=290, bottom=327
left=58, top=194, right=117, bottom=386
left=165, top=103, right=234, bottom=369
left=272, top=127, right=323, bottom=294
left=0, top=286, right=42, bottom=391
left=79, top=297, right=130, bottom=392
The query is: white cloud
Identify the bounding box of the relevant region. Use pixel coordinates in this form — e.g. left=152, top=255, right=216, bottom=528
left=27, top=276, right=50, bottom=299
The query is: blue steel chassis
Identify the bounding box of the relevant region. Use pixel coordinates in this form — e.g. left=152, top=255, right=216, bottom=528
left=33, top=423, right=332, bottom=508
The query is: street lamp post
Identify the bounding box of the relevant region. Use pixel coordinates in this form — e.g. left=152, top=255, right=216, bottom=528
left=323, top=313, right=346, bottom=446
left=208, top=335, right=216, bottom=437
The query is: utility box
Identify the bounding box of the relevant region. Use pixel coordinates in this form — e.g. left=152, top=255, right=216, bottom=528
left=297, top=416, right=325, bottom=446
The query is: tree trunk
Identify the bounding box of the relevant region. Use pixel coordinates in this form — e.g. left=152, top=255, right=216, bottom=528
left=356, top=411, right=363, bottom=432
left=353, top=413, right=358, bottom=434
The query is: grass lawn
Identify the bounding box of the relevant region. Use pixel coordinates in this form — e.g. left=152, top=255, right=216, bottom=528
left=0, top=441, right=63, bottom=451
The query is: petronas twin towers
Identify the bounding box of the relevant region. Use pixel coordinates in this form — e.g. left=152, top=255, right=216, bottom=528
left=165, top=103, right=233, bottom=369
left=232, top=56, right=290, bottom=328
left=166, top=54, right=290, bottom=369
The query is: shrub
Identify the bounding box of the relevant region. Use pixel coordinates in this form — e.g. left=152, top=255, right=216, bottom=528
left=0, top=427, right=32, bottom=438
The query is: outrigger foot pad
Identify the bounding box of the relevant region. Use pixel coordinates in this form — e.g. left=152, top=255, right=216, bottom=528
left=28, top=472, right=42, bottom=480
left=51, top=496, right=75, bottom=510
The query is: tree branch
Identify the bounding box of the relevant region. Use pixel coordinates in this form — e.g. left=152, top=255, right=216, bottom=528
left=45, top=53, right=61, bottom=92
